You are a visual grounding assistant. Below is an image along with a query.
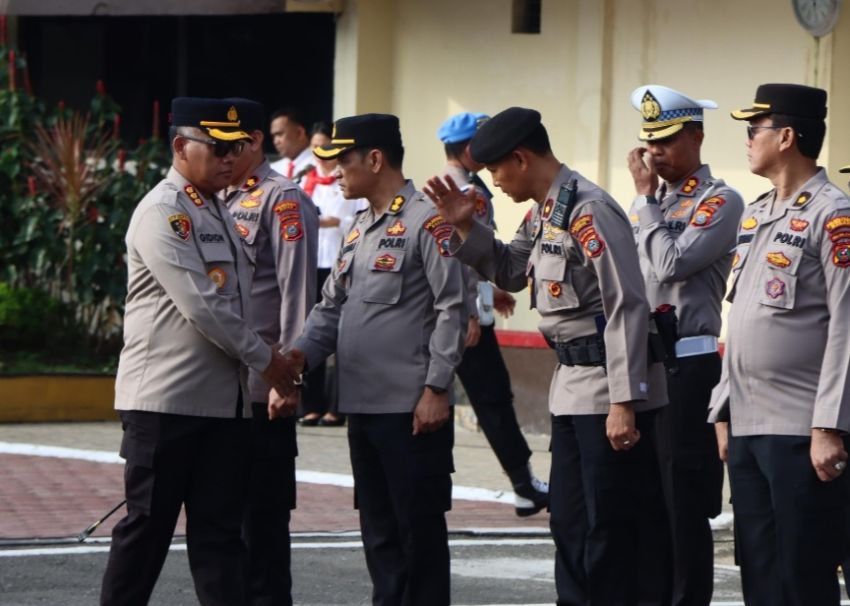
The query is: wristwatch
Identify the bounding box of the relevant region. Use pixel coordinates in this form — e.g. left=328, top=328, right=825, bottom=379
left=426, top=385, right=447, bottom=395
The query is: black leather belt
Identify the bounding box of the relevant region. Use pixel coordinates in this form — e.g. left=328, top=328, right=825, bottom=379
left=546, top=334, right=606, bottom=367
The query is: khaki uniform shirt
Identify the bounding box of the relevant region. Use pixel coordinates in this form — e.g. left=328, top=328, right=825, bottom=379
left=453, top=164, right=667, bottom=416
left=709, top=169, right=850, bottom=435
left=115, top=167, right=271, bottom=417
left=294, top=181, right=467, bottom=414
left=226, top=161, right=319, bottom=403
left=629, top=164, right=744, bottom=337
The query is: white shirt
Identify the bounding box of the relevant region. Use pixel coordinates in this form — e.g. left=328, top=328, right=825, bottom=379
left=310, top=168, right=368, bottom=268
left=269, top=147, right=314, bottom=182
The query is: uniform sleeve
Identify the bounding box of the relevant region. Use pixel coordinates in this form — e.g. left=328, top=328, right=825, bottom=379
left=450, top=213, right=534, bottom=293
left=420, top=217, right=468, bottom=390
left=264, top=186, right=319, bottom=351
left=571, top=200, right=650, bottom=403
left=294, top=240, right=347, bottom=372
left=131, top=203, right=271, bottom=372
left=811, top=205, right=850, bottom=432
left=637, top=188, right=744, bottom=283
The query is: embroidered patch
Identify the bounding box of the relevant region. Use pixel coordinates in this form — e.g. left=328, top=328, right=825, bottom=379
left=235, top=224, right=249, bottom=238
left=833, top=244, right=850, bottom=267
left=374, top=253, right=397, bottom=271
left=690, top=198, right=724, bottom=228
left=548, top=282, right=562, bottom=297
left=168, top=213, right=191, bottom=241
left=386, top=220, right=407, bottom=236
left=207, top=268, right=226, bottom=288
left=789, top=218, right=809, bottom=232
left=793, top=191, right=812, bottom=208
left=389, top=195, right=405, bottom=213
left=250, top=188, right=264, bottom=198
left=543, top=223, right=565, bottom=241
left=243, top=175, right=259, bottom=190
left=273, top=200, right=299, bottom=214
left=766, top=252, right=792, bottom=268
left=742, top=216, right=758, bottom=230
left=542, top=198, right=554, bottom=220
left=578, top=227, right=605, bottom=258
left=703, top=196, right=725, bottom=206
left=670, top=208, right=689, bottom=219
left=825, top=216, right=850, bottom=232
left=569, top=214, right=593, bottom=235
left=240, top=198, right=260, bottom=209
left=346, top=228, right=361, bottom=244
left=475, top=194, right=487, bottom=217
left=281, top=218, right=303, bottom=241
left=681, top=176, right=699, bottom=194
left=679, top=199, right=694, bottom=209
left=184, top=185, right=204, bottom=207
left=423, top=214, right=453, bottom=257
left=766, top=277, right=785, bottom=299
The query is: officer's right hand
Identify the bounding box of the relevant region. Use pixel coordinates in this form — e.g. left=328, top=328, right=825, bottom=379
left=811, top=429, right=848, bottom=482
left=423, top=175, right=477, bottom=238
left=261, top=349, right=304, bottom=397
left=607, top=402, right=641, bottom=451
left=493, top=288, right=516, bottom=318
left=714, top=421, right=729, bottom=462
left=627, top=147, right=659, bottom=196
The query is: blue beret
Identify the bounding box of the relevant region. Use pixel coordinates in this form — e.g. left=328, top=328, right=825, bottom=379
left=470, top=107, right=542, bottom=164
left=437, top=112, right=490, bottom=144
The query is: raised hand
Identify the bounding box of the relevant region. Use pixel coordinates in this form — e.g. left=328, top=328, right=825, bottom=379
left=627, top=147, right=659, bottom=196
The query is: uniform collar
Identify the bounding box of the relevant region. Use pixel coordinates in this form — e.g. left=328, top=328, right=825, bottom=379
left=664, top=164, right=712, bottom=199
left=168, top=166, right=210, bottom=209
left=385, top=180, right=418, bottom=216
left=543, top=164, right=574, bottom=206
left=237, top=160, right=273, bottom=191
left=778, top=167, right=829, bottom=213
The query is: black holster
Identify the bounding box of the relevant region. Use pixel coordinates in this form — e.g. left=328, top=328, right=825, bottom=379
left=546, top=334, right=607, bottom=367
left=650, top=304, right=679, bottom=375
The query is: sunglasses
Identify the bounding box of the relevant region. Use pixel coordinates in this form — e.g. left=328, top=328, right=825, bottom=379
left=746, top=125, right=784, bottom=140
left=181, top=135, right=246, bottom=158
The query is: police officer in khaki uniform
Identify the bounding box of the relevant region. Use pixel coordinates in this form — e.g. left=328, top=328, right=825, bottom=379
left=425, top=107, right=668, bottom=606
left=437, top=111, right=549, bottom=516
left=224, top=98, right=319, bottom=606
left=709, top=84, right=850, bottom=606
left=100, top=98, right=300, bottom=606
left=284, top=114, right=467, bottom=606
left=626, top=85, right=744, bottom=606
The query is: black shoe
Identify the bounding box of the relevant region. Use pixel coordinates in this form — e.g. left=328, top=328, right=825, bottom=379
left=513, top=475, right=549, bottom=517
left=317, top=414, right=345, bottom=427
left=299, top=414, right=321, bottom=426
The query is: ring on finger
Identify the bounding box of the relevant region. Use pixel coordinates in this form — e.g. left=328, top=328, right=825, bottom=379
left=835, top=461, right=847, bottom=472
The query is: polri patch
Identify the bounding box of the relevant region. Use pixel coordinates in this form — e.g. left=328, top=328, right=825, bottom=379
left=833, top=243, right=850, bottom=267
left=273, top=200, right=299, bottom=214
left=280, top=218, right=303, bottom=242
left=423, top=214, right=453, bottom=257
left=569, top=214, right=593, bottom=235
left=824, top=216, right=850, bottom=232
left=578, top=227, right=605, bottom=258
left=169, top=213, right=191, bottom=241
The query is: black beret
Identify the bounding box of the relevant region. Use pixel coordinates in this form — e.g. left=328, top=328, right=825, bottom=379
left=314, top=113, right=402, bottom=160
left=469, top=107, right=541, bottom=164
left=170, top=97, right=251, bottom=141
left=731, top=84, right=827, bottom=121
left=222, top=97, right=266, bottom=133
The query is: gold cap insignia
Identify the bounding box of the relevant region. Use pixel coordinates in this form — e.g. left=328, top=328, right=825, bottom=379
left=227, top=106, right=238, bottom=122
left=641, top=91, right=662, bottom=122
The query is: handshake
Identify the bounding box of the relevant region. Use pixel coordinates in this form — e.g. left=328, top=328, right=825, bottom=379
left=261, top=348, right=307, bottom=419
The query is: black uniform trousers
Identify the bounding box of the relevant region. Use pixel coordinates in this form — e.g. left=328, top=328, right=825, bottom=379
left=101, top=409, right=248, bottom=606
left=728, top=432, right=850, bottom=606
left=242, top=402, right=297, bottom=606
left=550, top=409, right=668, bottom=606
left=455, top=323, right=532, bottom=474
left=348, top=412, right=454, bottom=606
left=653, top=353, right=724, bottom=606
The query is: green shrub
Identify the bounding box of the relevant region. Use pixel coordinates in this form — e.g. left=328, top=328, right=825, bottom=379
left=0, top=282, right=80, bottom=349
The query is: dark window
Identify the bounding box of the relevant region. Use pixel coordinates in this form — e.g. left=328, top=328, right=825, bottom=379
left=512, top=0, right=541, bottom=34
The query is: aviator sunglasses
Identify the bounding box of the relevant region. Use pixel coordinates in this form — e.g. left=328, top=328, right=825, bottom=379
left=181, top=135, right=246, bottom=158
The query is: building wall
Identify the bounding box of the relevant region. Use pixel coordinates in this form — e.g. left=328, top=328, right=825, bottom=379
left=336, top=0, right=850, bottom=332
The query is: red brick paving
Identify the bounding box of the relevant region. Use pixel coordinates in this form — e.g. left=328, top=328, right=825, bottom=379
left=0, top=454, right=548, bottom=541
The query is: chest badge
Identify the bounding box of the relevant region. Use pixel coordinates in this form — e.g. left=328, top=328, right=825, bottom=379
left=240, top=198, right=260, bottom=209
left=386, top=220, right=407, bottom=236
left=766, top=252, right=792, bottom=268
left=765, top=277, right=786, bottom=299
left=208, top=268, right=227, bottom=288
left=742, top=217, right=758, bottom=231
left=374, top=253, right=397, bottom=271
left=789, top=218, right=809, bottom=232
left=235, top=224, right=249, bottom=238
left=542, top=198, right=554, bottom=220
left=548, top=282, right=562, bottom=297
left=346, top=228, right=361, bottom=244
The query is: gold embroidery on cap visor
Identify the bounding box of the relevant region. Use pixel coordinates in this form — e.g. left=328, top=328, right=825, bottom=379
left=639, top=117, right=693, bottom=141
left=731, top=102, right=772, bottom=121
left=314, top=137, right=357, bottom=159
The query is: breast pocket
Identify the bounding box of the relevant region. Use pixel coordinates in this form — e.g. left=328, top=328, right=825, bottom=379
left=757, top=247, right=802, bottom=310
left=363, top=250, right=405, bottom=305
left=199, top=242, right=237, bottom=296
left=534, top=253, right=580, bottom=312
